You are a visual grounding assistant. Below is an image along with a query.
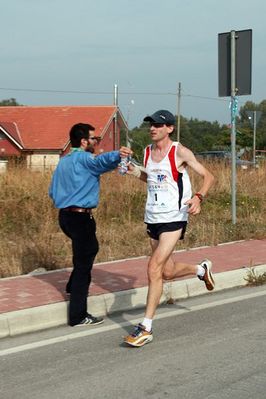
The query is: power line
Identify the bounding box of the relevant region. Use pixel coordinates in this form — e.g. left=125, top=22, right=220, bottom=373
left=182, top=93, right=228, bottom=102
left=0, top=86, right=176, bottom=96
left=0, top=85, right=243, bottom=104
left=0, top=87, right=112, bottom=95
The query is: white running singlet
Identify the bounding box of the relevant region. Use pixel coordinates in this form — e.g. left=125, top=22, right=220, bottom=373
left=143, top=142, right=192, bottom=224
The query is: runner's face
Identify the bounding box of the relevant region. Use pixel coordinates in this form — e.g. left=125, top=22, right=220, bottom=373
left=149, top=123, right=174, bottom=141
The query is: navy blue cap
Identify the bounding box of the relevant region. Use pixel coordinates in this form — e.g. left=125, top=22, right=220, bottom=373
left=143, top=110, right=175, bottom=125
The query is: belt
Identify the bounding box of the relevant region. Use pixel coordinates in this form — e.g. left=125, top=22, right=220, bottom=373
left=62, top=207, right=93, bottom=214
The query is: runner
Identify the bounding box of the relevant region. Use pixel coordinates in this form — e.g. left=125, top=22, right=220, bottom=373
left=124, top=110, right=215, bottom=347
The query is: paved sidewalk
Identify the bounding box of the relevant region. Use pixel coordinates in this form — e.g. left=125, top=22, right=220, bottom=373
left=0, top=239, right=266, bottom=338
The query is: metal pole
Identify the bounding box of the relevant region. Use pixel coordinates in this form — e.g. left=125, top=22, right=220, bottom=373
left=253, top=110, right=256, bottom=166
left=126, top=106, right=129, bottom=148
left=113, top=84, right=118, bottom=150
left=126, top=125, right=129, bottom=148
left=230, top=31, right=237, bottom=224
left=177, top=82, right=181, bottom=142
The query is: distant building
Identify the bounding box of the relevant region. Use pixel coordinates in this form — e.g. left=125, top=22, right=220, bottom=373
left=0, top=105, right=126, bottom=170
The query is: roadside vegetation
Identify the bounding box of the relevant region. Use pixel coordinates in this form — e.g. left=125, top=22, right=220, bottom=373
left=245, top=267, right=266, bottom=286
left=0, top=160, right=265, bottom=278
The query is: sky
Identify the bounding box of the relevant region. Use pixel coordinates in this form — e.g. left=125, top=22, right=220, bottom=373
left=1, top=0, right=265, bottom=128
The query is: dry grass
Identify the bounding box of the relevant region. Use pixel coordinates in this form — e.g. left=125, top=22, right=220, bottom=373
left=0, top=161, right=265, bottom=278
left=244, top=267, right=266, bottom=286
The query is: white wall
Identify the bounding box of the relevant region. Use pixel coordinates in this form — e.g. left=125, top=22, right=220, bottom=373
left=0, top=160, right=8, bottom=173
left=26, top=153, right=60, bottom=171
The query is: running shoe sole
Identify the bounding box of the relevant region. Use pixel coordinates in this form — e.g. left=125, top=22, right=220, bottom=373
left=124, top=323, right=153, bottom=347
left=199, top=259, right=215, bottom=291
left=73, top=317, right=104, bottom=327
left=124, top=333, right=153, bottom=347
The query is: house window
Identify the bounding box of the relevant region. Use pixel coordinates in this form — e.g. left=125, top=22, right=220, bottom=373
left=0, top=132, right=5, bottom=140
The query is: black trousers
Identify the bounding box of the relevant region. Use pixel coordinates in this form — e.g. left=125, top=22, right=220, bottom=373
left=59, top=210, right=99, bottom=326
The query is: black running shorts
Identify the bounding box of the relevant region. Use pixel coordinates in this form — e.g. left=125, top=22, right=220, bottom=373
left=146, top=221, right=187, bottom=241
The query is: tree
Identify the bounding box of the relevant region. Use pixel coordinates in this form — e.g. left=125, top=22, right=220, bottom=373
left=126, top=125, right=152, bottom=162
left=239, top=100, right=266, bottom=150
left=0, top=98, right=21, bottom=106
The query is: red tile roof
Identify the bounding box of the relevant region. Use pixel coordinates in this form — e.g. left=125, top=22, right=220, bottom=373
left=0, top=122, right=24, bottom=148
left=0, top=106, right=122, bottom=150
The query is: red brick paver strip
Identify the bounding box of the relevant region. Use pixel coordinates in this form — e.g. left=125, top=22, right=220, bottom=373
left=0, top=239, right=265, bottom=314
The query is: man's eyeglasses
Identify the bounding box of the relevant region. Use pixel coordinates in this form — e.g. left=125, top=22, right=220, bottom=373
left=89, top=136, right=101, bottom=141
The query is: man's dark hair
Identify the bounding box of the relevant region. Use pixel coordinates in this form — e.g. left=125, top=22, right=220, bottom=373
left=69, top=123, right=95, bottom=147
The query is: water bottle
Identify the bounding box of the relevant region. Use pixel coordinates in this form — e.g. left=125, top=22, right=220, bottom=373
left=118, top=156, right=130, bottom=175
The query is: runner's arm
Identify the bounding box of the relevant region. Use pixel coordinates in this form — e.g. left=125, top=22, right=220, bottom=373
left=177, top=144, right=215, bottom=215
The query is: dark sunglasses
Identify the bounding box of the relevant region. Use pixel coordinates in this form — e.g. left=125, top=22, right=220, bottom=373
left=150, top=122, right=165, bottom=128
left=89, top=136, right=101, bottom=141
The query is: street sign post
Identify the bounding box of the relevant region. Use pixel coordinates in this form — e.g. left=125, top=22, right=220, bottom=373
left=218, top=29, right=252, bottom=224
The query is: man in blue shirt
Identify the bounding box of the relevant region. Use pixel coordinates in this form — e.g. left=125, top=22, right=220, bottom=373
left=49, top=123, right=132, bottom=327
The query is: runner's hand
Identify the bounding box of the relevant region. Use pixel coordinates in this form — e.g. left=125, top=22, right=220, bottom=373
left=185, top=196, right=201, bottom=215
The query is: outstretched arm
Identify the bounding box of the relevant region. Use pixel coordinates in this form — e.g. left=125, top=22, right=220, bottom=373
left=88, top=147, right=133, bottom=175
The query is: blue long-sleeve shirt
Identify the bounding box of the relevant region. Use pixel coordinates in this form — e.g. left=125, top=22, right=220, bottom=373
left=49, top=150, right=120, bottom=209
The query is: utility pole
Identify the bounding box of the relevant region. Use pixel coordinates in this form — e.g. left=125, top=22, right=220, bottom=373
left=126, top=99, right=134, bottom=148
left=113, top=84, right=118, bottom=150
left=253, top=110, right=257, bottom=166
left=247, top=110, right=262, bottom=166
left=176, top=82, right=181, bottom=142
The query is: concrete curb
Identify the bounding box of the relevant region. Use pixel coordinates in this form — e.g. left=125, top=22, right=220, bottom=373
left=1, top=264, right=266, bottom=338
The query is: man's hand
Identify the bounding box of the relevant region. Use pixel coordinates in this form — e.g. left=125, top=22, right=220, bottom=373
left=119, top=146, right=133, bottom=158
left=185, top=196, right=201, bottom=215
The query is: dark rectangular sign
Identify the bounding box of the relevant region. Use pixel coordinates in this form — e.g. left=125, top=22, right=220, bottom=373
left=218, top=29, right=252, bottom=97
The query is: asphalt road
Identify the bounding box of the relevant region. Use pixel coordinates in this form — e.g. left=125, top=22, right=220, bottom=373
left=1, top=286, right=266, bottom=399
